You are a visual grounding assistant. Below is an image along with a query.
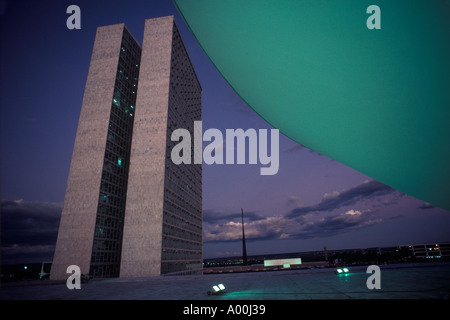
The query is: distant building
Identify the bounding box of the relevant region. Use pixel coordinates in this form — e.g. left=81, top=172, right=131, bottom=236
left=51, top=16, right=202, bottom=280
left=405, top=243, right=450, bottom=259
left=264, top=258, right=302, bottom=268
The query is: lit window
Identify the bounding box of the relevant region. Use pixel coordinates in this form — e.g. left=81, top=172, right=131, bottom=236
left=118, top=157, right=122, bottom=166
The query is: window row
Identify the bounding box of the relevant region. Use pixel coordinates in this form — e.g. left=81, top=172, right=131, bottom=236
left=92, top=238, right=122, bottom=252
left=91, top=250, right=121, bottom=264
left=107, top=132, right=131, bottom=151
left=101, top=170, right=127, bottom=189
left=96, top=204, right=125, bottom=219
left=162, top=221, right=202, bottom=243
left=100, top=179, right=126, bottom=197
left=163, top=208, right=202, bottom=235
left=164, top=174, right=201, bottom=205
left=165, top=164, right=201, bottom=201
left=161, top=261, right=202, bottom=275
left=162, top=235, right=202, bottom=252
left=94, top=225, right=123, bottom=241
left=163, top=198, right=201, bottom=229
left=89, top=264, right=120, bottom=278
left=164, top=185, right=201, bottom=215
left=99, top=192, right=126, bottom=209
left=105, top=138, right=129, bottom=160
left=161, top=248, right=202, bottom=261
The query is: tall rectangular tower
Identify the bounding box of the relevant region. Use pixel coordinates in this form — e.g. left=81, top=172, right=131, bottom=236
left=120, top=16, right=202, bottom=277
left=51, top=16, right=201, bottom=280
left=51, top=23, right=141, bottom=280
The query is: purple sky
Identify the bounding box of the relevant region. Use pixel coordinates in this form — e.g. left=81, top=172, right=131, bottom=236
left=1, top=0, right=449, bottom=264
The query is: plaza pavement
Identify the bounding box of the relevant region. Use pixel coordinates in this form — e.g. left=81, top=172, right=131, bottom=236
left=1, top=263, right=449, bottom=300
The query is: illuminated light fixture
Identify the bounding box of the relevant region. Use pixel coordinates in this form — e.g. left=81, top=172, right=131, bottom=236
left=208, top=283, right=226, bottom=295
left=335, top=267, right=350, bottom=274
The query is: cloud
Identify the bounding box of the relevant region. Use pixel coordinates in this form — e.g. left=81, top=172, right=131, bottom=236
left=296, top=209, right=381, bottom=239
left=287, top=180, right=396, bottom=218
left=203, top=215, right=294, bottom=242
left=203, top=207, right=384, bottom=243
left=203, top=209, right=282, bottom=242
left=213, top=251, right=240, bottom=257
left=2, top=181, right=399, bottom=263
left=286, top=195, right=302, bottom=208
left=204, top=180, right=398, bottom=243
left=282, top=144, right=303, bottom=153
left=1, top=199, right=62, bottom=263
left=418, top=202, right=435, bottom=210
left=203, top=209, right=262, bottom=224
left=322, top=191, right=340, bottom=201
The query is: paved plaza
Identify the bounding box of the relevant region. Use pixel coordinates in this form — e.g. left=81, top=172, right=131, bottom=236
left=1, top=263, right=449, bottom=300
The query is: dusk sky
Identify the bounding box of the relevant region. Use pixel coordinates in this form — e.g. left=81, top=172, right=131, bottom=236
left=1, top=0, right=449, bottom=264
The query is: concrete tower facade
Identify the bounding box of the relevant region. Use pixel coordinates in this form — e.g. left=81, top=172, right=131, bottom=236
left=51, top=16, right=201, bottom=280
left=120, top=16, right=202, bottom=277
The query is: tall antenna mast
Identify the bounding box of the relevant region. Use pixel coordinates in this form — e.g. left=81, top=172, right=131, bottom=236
left=241, top=208, right=248, bottom=266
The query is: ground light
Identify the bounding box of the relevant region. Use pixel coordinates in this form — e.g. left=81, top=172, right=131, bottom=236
left=207, top=283, right=226, bottom=295
left=335, top=267, right=350, bottom=274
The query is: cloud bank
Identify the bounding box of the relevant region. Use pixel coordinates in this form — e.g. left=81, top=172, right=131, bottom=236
left=1, top=199, right=62, bottom=264
left=286, top=180, right=395, bottom=218
left=1, top=180, right=402, bottom=262
left=203, top=180, right=399, bottom=243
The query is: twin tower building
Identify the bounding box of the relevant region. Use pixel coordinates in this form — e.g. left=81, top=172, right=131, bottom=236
left=51, top=16, right=202, bottom=279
